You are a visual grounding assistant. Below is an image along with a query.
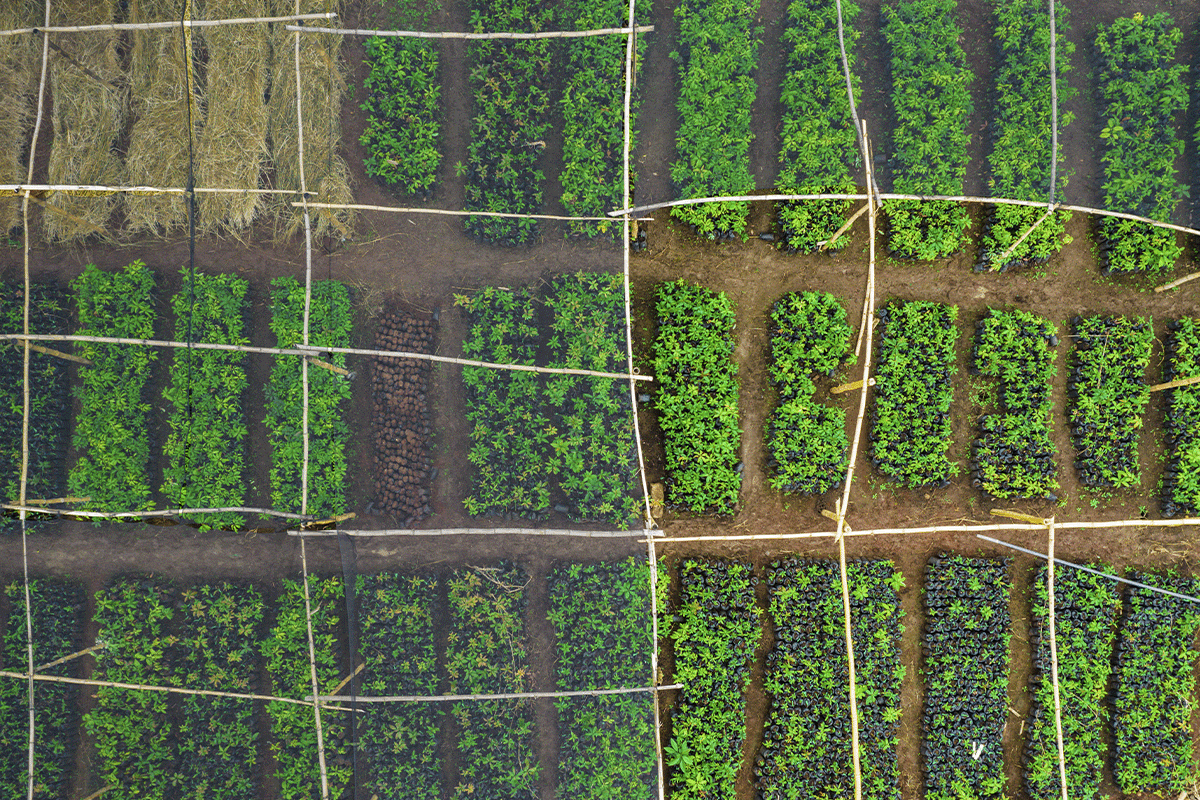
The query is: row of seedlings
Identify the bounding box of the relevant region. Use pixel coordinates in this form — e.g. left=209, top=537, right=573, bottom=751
left=160, top=272, right=250, bottom=530
left=664, top=559, right=759, bottom=800
left=870, top=301, right=958, bottom=488
left=266, top=277, right=353, bottom=518
left=1067, top=315, right=1152, bottom=490
left=357, top=573, right=441, bottom=799
left=559, top=0, right=649, bottom=241
left=971, top=309, right=1059, bottom=500
left=654, top=281, right=741, bottom=514
left=0, top=580, right=84, bottom=798
left=765, top=291, right=852, bottom=495
left=1024, top=565, right=1121, bottom=800
left=774, top=0, right=861, bottom=253
left=359, top=0, right=442, bottom=199
left=1112, top=573, right=1200, bottom=796
left=68, top=262, right=158, bottom=512
left=446, top=563, right=538, bottom=798
left=371, top=310, right=436, bottom=523
left=670, top=0, right=761, bottom=240
left=922, top=556, right=1010, bottom=800
left=463, top=0, right=554, bottom=245
left=544, top=273, right=640, bottom=525
left=549, top=558, right=657, bottom=798
left=881, top=0, right=973, bottom=260
left=756, top=559, right=904, bottom=800
left=1094, top=13, right=1188, bottom=277
left=977, top=0, right=1073, bottom=272
left=0, top=282, right=69, bottom=510
left=262, top=576, right=352, bottom=799
left=1162, top=319, right=1199, bottom=516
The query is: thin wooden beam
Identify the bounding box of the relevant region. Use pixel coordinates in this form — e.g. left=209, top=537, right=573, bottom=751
left=298, top=540, right=330, bottom=800
left=314, top=683, right=681, bottom=703
left=830, top=377, right=874, bottom=395
left=35, top=643, right=105, bottom=672
left=1155, top=270, right=1200, bottom=293
left=818, top=202, right=869, bottom=252
left=988, top=204, right=1058, bottom=270
left=285, top=23, right=654, bottom=39
left=1147, top=374, right=1200, bottom=393
left=0, top=670, right=317, bottom=706
left=2, top=503, right=311, bottom=520
left=0, top=12, right=336, bottom=36
left=288, top=527, right=650, bottom=538
left=26, top=343, right=90, bottom=364
left=990, top=508, right=1047, bottom=525
left=290, top=200, right=630, bottom=224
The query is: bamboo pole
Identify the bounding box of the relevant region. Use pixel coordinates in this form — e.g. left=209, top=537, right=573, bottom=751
left=1048, top=0, right=1059, bottom=204
left=820, top=509, right=851, bottom=532
left=988, top=204, right=1058, bottom=269
left=314, top=683, right=681, bottom=703
left=1147, top=374, right=1200, bottom=393
left=0, top=670, right=318, bottom=706
left=288, top=527, right=651, bottom=538
left=35, top=643, right=105, bottom=672
left=830, top=378, right=874, bottom=395
left=0, top=183, right=305, bottom=195
left=834, top=0, right=867, bottom=187
left=1154, top=270, right=1200, bottom=293
left=0, top=334, right=654, bottom=382
left=289, top=200, right=634, bottom=223
left=305, top=355, right=350, bottom=377
left=300, top=511, right=357, bottom=529
left=2, top=503, right=312, bottom=520
left=330, top=662, right=365, bottom=696
left=23, top=496, right=90, bottom=505
left=648, top=531, right=665, bottom=800
left=298, top=540, right=330, bottom=800
left=990, top=508, right=1047, bottom=525
left=25, top=343, right=90, bottom=364
left=819, top=202, right=868, bottom=252
left=0, top=12, right=336, bottom=36
left=285, top=23, right=654, bottom=39
left=1045, top=518, right=1069, bottom=800
left=835, top=499, right=863, bottom=800
left=78, top=786, right=114, bottom=800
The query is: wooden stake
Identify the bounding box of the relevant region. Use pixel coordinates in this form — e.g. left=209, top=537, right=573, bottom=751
left=330, top=662, right=365, bottom=696
left=1154, top=270, right=1200, bottom=293
left=1045, top=517, right=1069, bottom=800
left=36, top=643, right=105, bottom=672
left=818, top=202, right=868, bottom=252
left=304, top=355, right=350, bottom=377
left=820, top=508, right=852, bottom=532
left=27, top=343, right=90, bottom=365
left=23, top=496, right=90, bottom=506
left=830, top=377, right=875, bottom=395
left=1147, top=374, right=1200, bottom=393
left=988, top=204, right=1058, bottom=270
left=301, top=511, right=356, bottom=529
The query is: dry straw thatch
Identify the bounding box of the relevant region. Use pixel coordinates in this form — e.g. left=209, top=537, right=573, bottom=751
left=197, top=0, right=270, bottom=234
left=0, top=1, right=39, bottom=234
left=124, top=0, right=204, bottom=235
left=267, top=0, right=352, bottom=239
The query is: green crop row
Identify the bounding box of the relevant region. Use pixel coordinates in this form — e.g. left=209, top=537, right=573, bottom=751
left=0, top=580, right=83, bottom=800
left=1162, top=318, right=1199, bottom=517
left=654, top=280, right=741, bottom=514
left=68, top=262, right=158, bottom=512
left=161, top=272, right=250, bottom=530
left=549, top=559, right=656, bottom=798
left=0, top=282, right=69, bottom=508
left=665, top=559, right=759, bottom=800
left=1025, top=565, right=1121, bottom=800
left=463, top=0, right=553, bottom=245
left=1094, top=13, right=1188, bottom=277
left=774, top=0, right=860, bottom=253
left=871, top=301, right=958, bottom=488
left=978, top=0, right=1074, bottom=271
left=266, top=277, right=352, bottom=518
left=1113, top=573, right=1200, bottom=796
left=766, top=292, right=852, bottom=494
left=972, top=309, right=1059, bottom=499
left=1068, top=315, right=1152, bottom=489
left=670, top=0, right=761, bottom=240
left=756, top=559, right=904, bottom=800
left=882, top=0, right=973, bottom=260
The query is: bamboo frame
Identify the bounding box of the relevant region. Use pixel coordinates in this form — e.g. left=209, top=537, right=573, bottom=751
left=288, top=527, right=653, bottom=538
left=284, top=23, right=654, bottom=39
left=315, top=683, right=681, bottom=703
left=0, top=12, right=336, bottom=36
left=2, top=503, right=313, bottom=520
left=1045, top=518, right=1070, bottom=800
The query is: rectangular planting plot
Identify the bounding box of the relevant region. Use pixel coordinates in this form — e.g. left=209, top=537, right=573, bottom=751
left=1162, top=318, right=1200, bottom=516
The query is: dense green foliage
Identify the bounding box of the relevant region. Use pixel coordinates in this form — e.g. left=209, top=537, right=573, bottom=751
left=1068, top=315, right=1152, bottom=489
left=766, top=292, right=852, bottom=494
left=1113, top=573, right=1200, bottom=796
left=665, top=560, right=759, bottom=800
left=263, top=576, right=350, bottom=800
left=266, top=277, right=351, bottom=517
left=358, top=573, right=441, bottom=799
left=549, top=559, right=656, bottom=798
left=545, top=273, right=640, bottom=525
left=0, top=282, right=69, bottom=507
left=447, top=564, right=538, bottom=800
left=756, top=559, right=904, bottom=800
left=1163, top=318, right=1200, bottom=516
left=69, top=262, right=157, bottom=512
left=871, top=301, right=959, bottom=488
left=463, top=0, right=553, bottom=245
left=654, top=281, right=741, bottom=514
left=979, top=0, right=1073, bottom=271
left=0, top=580, right=82, bottom=800
left=775, top=0, right=860, bottom=252
left=1095, top=13, right=1188, bottom=276
left=559, top=0, right=648, bottom=239
left=670, top=0, right=761, bottom=239
left=972, top=309, right=1059, bottom=499
left=922, top=557, right=1010, bottom=800
left=1025, top=565, right=1121, bottom=800
left=162, top=271, right=249, bottom=529
left=881, top=0, right=973, bottom=260
left=360, top=35, right=441, bottom=197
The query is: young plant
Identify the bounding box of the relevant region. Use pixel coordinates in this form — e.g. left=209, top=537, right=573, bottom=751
left=1162, top=318, right=1200, bottom=516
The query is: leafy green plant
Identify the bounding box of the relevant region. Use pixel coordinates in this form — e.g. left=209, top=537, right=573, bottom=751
left=68, top=262, right=157, bottom=512
left=360, top=35, right=441, bottom=198
left=266, top=277, right=352, bottom=517
left=1094, top=13, right=1188, bottom=277
left=669, top=0, right=761, bottom=240
left=881, top=0, right=973, bottom=260
left=1162, top=318, right=1200, bottom=516
left=162, top=271, right=249, bottom=530
left=653, top=281, right=741, bottom=514
left=774, top=0, right=860, bottom=252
